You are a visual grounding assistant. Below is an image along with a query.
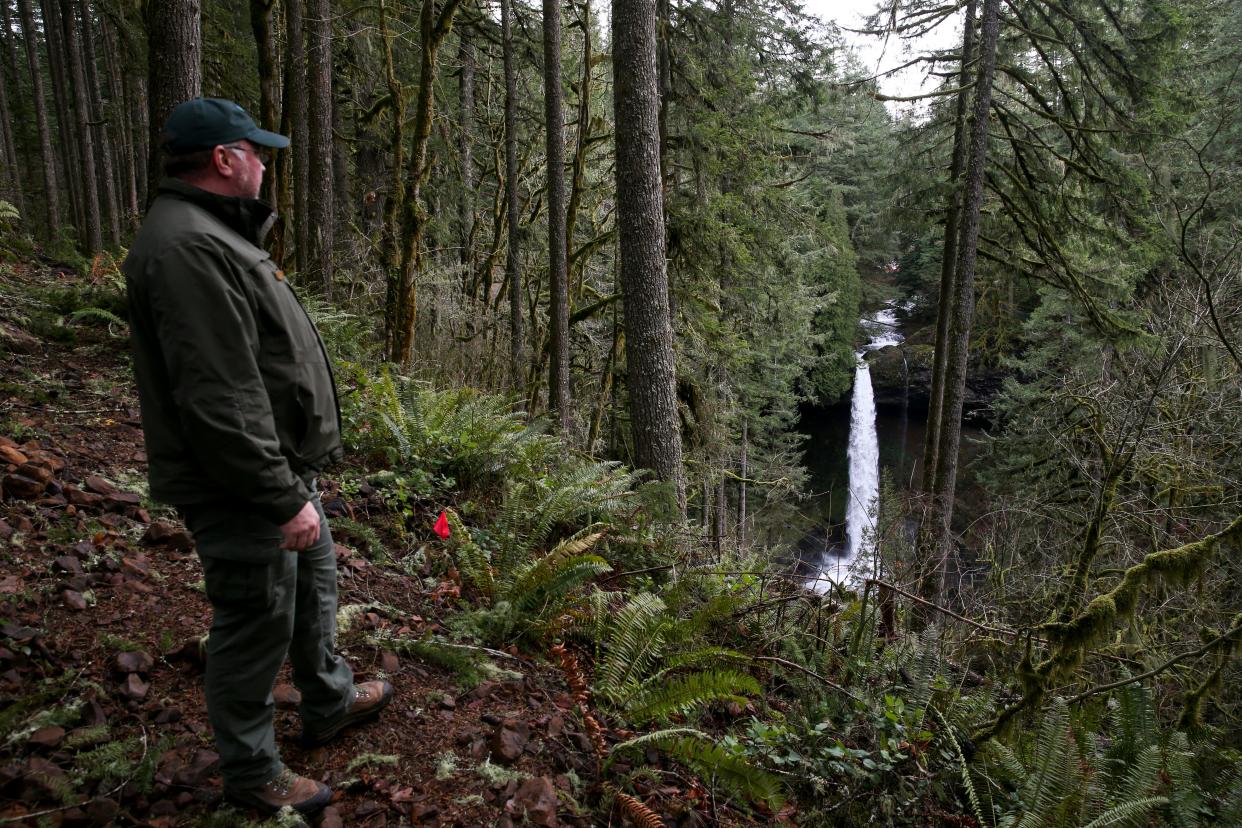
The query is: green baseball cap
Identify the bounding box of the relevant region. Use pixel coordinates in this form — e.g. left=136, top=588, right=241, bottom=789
left=161, top=97, right=290, bottom=153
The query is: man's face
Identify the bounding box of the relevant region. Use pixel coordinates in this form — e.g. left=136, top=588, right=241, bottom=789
left=221, top=141, right=267, bottom=199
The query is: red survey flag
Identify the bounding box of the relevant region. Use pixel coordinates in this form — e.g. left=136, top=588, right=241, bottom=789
left=433, top=510, right=451, bottom=540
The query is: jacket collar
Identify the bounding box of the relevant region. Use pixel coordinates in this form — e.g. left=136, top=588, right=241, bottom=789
left=156, top=178, right=277, bottom=247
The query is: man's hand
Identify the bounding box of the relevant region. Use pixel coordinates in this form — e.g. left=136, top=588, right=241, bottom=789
left=280, top=500, right=321, bottom=551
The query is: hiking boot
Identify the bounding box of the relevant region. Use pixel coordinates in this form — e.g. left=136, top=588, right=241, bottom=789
left=226, top=766, right=332, bottom=815
left=301, top=680, right=394, bottom=747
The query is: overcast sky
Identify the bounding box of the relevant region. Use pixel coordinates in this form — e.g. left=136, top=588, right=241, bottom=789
left=801, top=0, right=963, bottom=115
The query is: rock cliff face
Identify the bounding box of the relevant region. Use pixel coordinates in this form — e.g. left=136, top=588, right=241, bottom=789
left=863, top=325, right=1006, bottom=418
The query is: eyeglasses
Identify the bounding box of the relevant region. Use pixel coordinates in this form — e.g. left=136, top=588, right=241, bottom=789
left=222, top=143, right=271, bottom=165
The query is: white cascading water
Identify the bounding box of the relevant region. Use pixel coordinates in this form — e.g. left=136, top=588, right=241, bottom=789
left=809, top=306, right=903, bottom=591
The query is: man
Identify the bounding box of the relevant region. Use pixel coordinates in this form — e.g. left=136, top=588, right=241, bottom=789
left=123, top=98, right=393, bottom=816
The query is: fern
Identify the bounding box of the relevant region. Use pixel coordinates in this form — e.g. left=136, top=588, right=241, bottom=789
left=606, top=786, right=666, bottom=828
left=934, top=707, right=987, bottom=828
left=611, top=730, right=783, bottom=809
left=501, top=530, right=610, bottom=612
left=69, top=306, right=127, bottom=331
left=595, top=593, right=670, bottom=703
left=331, top=517, right=387, bottom=561
left=446, top=509, right=495, bottom=597
left=1010, top=698, right=1079, bottom=828
left=623, top=670, right=761, bottom=724
left=1078, top=797, right=1168, bottom=828
left=1163, top=732, right=1201, bottom=828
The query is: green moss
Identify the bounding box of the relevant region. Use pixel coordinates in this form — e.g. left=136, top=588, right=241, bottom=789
left=976, top=515, right=1242, bottom=743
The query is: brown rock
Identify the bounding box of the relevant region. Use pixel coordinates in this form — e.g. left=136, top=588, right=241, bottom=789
left=63, top=590, right=88, bottom=611
left=0, top=320, right=40, bottom=354
left=154, top=705, right=182, bottom=724
left=412, top=803, right=440, bottom=821
left=490, top=720, right=530, bottom=764
left=319, top=807, right=345, bottom=828
left=464, top=681, right=499, bottom=703
left=28, top=726, right=65, bottom=749
left=37, top=453, right=65, bottom=473
left=85, top=796, right=120, bottom=824
left=103, top=491, right=142, bottom=511
left=508, top=777, right=559, bottom=827
left=0, top=445, right=28, bottom=467
left=120, top=673, right=150, bottom=700
left=149, top=798, right=178, bottom=817
left=53, top=555, right=84, bottom=575
left=115, top=651, right=155, bottom=674
left=3, top=473, right=47, bottom=500
left=16, top=461, right=53, bottom=486
left=172, top=749, right=219, bottom=788
left=0, top=518, right=12, bottom=541
left=120, top=556, right=149, bottom=577
left=84, top=475, right=118, bottom=495
left=141, top=522, right=193, bottom=550
left=354, top=800, right=384, bottom=818
left=65, top=487, right=104, bottom=509
left=273, top=684, right=302, bottom=710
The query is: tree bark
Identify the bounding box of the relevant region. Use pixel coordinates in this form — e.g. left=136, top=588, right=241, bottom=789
left=385, top=0, right=463, bottom=364
left=304, top=0, right=334, bottom=294
left=0, top=0, right=28, bottom=219
left=42, top=0, right=83, bottom=236
left=612, top=0, right=685, bottom=511
left=923, top=0, right=1001, bottom=608
left=145, top=0, right=201, bottom=204
left=458, top=24, right=475, bottom=280
left=502, top=0, right=524, bottom=390
left=100, top=13, right=139, bottom=228
left=77, top=0, right=120, bottom=247
left=58, top=0, right=102, bottom=251
left=16, top=0, right=59, bottom=233
left=738, top=418, right=748, bottom=548
left=564, top=0, right=591, bottom=301
left=921, top=0, right=977, bottom=496
left=132, top=72, right=148, bottom=206
left=544, top=0, right=571, bottom=431
left=281, top=0, right=308, bottom=269
left=250, top=0, right=280, bottom=208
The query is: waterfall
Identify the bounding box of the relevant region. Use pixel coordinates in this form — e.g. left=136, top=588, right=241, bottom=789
left=845, top=357, right=879, bottom=562
left=808, top=305, right=904, bottom=592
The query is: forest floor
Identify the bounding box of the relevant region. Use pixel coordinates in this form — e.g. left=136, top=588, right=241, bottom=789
left=0, top=262, right=733, bottom=827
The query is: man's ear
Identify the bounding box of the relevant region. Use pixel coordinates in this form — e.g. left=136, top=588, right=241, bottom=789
left=211, top=145, right=237, bottom=179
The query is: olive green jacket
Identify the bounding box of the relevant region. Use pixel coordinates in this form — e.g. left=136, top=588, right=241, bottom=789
left=123, top=179, right=343, bottom=524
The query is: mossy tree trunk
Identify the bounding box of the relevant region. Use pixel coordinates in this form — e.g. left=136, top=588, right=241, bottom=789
left=612, top=0, right=686, bottom=513
left=544, top=0, right=571, bottom=432
left=921, top=0, right=1001, bottom=610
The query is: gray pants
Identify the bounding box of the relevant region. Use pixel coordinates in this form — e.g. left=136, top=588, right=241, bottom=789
left=184, top=495, right=354, bottom=789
